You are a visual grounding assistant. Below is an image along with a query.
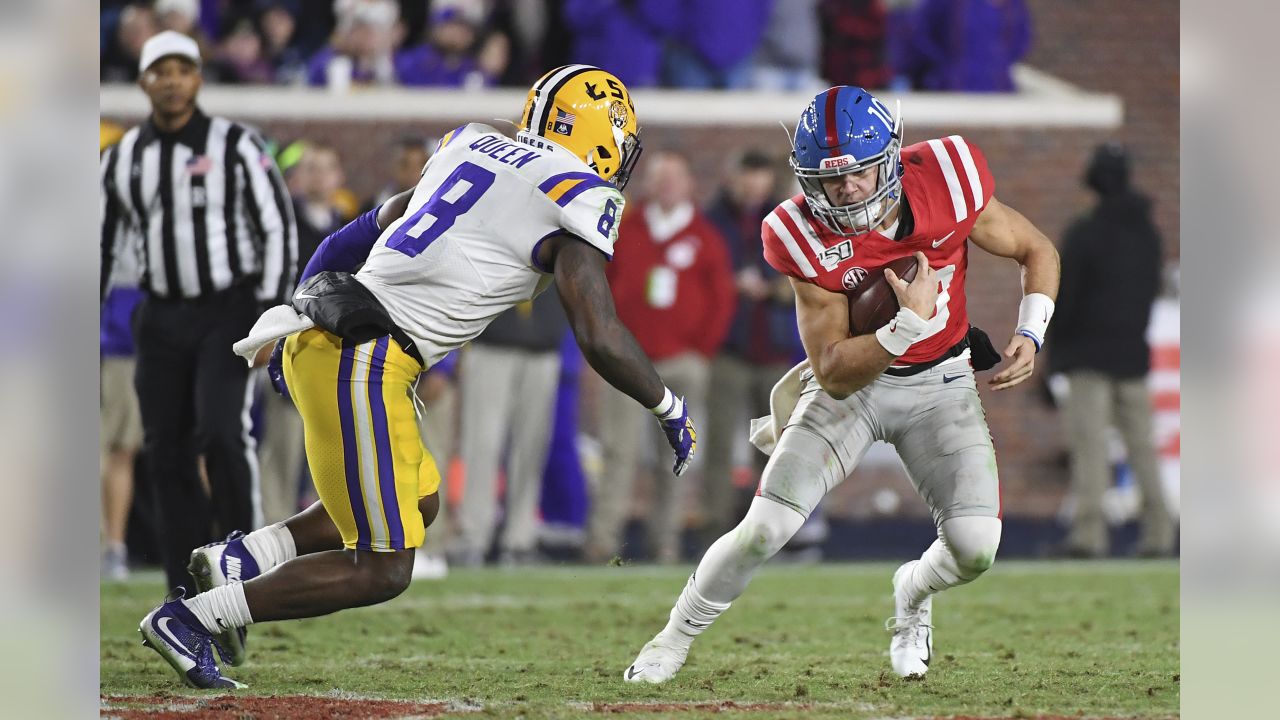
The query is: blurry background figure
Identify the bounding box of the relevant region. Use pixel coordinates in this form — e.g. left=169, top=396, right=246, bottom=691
left=701, top=149, right=797, bottom=545
left=100, top=125, right=145, bottom=580
left=1049, top=143, right=1174, bottom=558
left=451, top=294, right=567, bottom=567
left=396, top=0, right=496, bottom=88
left=154, top=0, right=201, bottom=36
left=286, top=142, right=348, bottom=263
left=253, top=142, right=348, bottom=526
left=414, top=352, right=459, bottom=579
left=307, top=0, right=401, bottom=89
left=257, top=1, right=309, bottom=85
left=365, top=136, right=431, bottom=211
left=560, top=0, right=676, bottom=89
left=909, top=0, right=1030, bottom=92
left=821, top=0, right=892, bottom=90
left=663, top=0, right=771, bottom=89
left=538, top=335, right=591, bottom=552
left=209, top=18, right=275, bottom=84
left=586, top=151, right=736, bottom=564
left=750, top=0, right=824, bottom=91
left=101, top=3, right=159, bottom=82
left=485, top=0, right=549, bottom=86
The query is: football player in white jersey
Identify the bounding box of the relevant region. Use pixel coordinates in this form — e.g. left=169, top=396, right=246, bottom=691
left=138, top=65, right=698, bottom=690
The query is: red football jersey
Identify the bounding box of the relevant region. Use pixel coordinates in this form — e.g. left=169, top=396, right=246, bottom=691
left=762, top=135, right=995, bottom=365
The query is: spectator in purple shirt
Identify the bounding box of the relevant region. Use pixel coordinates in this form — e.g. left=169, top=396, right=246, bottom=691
left=395, top=0, right=494, bottom=88
left=562, top=0, right=680, bottom=89
left=910, top=0, right=1032, bottom=92
left=663, top=0, right=772, bottom=89
left=306, top=0, right=400, bottom=88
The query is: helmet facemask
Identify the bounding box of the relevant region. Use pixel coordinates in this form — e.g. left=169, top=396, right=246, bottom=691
left=610, top=128, right=643, bottom=191
left=791, top=115, right=904, bottom=236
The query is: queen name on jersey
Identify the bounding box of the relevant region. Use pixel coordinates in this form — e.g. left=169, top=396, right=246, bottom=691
left=355, top=120, right=625, bottom=367
left=762, top=134, right=994, bottom=366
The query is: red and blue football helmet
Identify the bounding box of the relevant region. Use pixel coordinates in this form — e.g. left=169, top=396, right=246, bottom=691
left=789, top=86, right=903, bottom=236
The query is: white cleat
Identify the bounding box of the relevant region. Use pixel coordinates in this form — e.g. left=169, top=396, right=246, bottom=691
left=624, top=635, right=689, bottom=684
left=887, top=560, right=933, bottom=678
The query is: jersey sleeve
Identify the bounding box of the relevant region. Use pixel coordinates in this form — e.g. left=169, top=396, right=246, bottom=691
left=760, top=208, right=815, bottom=281
left=545, top=173, right=625, bottom=259
left=957, top=136, right=996, bottom=208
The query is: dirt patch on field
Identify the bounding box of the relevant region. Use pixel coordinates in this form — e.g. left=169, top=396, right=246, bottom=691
left=101, top=694, right=456, bottom=719
left=586, top=702, right=813, bottom=714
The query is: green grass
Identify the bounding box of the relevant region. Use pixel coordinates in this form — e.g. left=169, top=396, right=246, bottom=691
left=101, top=561, right=1178, bottom=718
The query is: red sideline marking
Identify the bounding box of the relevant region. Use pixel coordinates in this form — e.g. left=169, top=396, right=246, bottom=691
left=1151, top=346, right=1180, bottom=369
left=101, top=695, right=454, bottom=719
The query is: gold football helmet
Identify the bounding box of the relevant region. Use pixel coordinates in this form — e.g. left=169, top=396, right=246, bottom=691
left=520, top=64, right=643, bottom=190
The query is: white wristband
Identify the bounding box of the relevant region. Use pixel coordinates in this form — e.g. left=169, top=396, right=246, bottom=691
left=875, top=307, right=929, bottom=357
left=648, top=387, right=684, bottom=421
left=1014, top=292, right=1055, bottom=351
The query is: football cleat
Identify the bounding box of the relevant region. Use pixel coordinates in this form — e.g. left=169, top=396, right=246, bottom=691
left=187, top=531, right=259, bottom=666
left=624, top=635, right=689, bottom=684
left=887, top=560, right=933, bottom=678
left=139, top=590, right=246, bottom=690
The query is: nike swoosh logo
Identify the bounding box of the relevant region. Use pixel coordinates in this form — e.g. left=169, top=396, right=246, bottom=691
left=215, top=617, right=229, bottom=631
left=931, top=231, right=956, bottom=248
left=942, top=374, right=963, bottom=384
left=295, top=293, right=319, bottom=300
left=157, top=616, right=193, bottom=658
left=923, top=628, right=932, bottom=666
left=626, top=666, right=642, bottom=680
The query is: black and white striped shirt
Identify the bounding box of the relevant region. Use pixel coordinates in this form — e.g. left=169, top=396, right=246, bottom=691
left=100, top=109, right=297, bottom=304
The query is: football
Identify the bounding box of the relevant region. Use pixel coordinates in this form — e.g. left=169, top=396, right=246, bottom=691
left=846, top=255, right=920, bottom=336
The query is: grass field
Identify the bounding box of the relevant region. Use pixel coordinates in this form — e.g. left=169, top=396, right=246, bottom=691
left=101, top=560, right=1178, bottom=719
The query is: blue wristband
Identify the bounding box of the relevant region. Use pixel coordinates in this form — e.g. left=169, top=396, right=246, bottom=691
left=1017, top=329, right=1042, bottom=352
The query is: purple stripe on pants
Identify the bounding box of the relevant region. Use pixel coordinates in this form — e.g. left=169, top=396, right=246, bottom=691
left=367, top=336, right=406, bottom=549
left=336, top=340, right=372, bottom=548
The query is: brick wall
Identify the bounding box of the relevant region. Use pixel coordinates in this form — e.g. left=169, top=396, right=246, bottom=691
left=1025, top=0, right=1180, bottom=258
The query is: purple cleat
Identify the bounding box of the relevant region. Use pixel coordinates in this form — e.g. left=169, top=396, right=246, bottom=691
left=187, top=531, right=259, bottom=666
left=139, top=590, right=246, bottom=689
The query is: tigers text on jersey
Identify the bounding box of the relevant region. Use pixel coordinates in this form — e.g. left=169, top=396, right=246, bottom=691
left=354, top=123, right=625, bottom=367
left=762, top=135, right=995, bottom=365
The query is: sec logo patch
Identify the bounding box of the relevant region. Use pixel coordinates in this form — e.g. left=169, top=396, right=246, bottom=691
left=842, top=267, right=868, bottom=290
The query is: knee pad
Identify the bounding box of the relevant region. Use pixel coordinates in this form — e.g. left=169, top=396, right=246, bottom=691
left=940, top=516, right=1002, bottom=577
left=731, top=497, right=806, bottom=561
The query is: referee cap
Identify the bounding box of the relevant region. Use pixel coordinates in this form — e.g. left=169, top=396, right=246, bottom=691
left=139, top=31, right=201, bottom=75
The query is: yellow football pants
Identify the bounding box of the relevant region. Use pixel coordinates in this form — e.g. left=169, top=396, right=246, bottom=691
left=282, top=328, right=440, bottom=551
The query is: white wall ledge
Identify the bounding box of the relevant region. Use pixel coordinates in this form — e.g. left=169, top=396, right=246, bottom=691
left=101, top=82, right=1121, bottom=129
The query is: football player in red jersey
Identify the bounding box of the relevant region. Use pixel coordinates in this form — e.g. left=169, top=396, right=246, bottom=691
left=626, top=87, right=1060, bottom=682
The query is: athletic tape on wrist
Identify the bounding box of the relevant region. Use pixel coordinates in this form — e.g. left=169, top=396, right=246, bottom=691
left=648, top=387, right=684, bottom=421
left=1015, top=293, right=1054, bottom=352
left=875, top=307, right=929, bottom=357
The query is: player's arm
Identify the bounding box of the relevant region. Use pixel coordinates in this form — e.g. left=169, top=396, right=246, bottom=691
left=548, top=233, right=696, bottom=476
left=298, top=188, right=414, bottom=284
left=794, top=251, right=938, bottom=400
left=969, top=195, right=1062, bottom=391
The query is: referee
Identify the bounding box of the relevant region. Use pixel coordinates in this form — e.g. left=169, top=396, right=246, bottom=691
left=101, top=31, right=298, bottom=591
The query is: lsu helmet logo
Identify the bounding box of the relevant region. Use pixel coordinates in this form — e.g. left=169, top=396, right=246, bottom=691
left=609, top=100, right=628, bottom=128
left=520, top=65, right=643, bottom=190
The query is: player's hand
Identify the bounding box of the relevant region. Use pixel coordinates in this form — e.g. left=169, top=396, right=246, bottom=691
left=657, top=402, right=697, bottom=476
left=989, top=334, right=1037, bottom=391
left=266, top=339, right=290, bottom=400
left=885, top=251, right=938, bottom=318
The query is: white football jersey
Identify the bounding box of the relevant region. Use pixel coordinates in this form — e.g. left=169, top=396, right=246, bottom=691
left=354, top=123, right=625, bottom=367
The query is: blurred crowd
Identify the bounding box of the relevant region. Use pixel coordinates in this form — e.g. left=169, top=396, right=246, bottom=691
left=101, top=0, right=1033, bottom=92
